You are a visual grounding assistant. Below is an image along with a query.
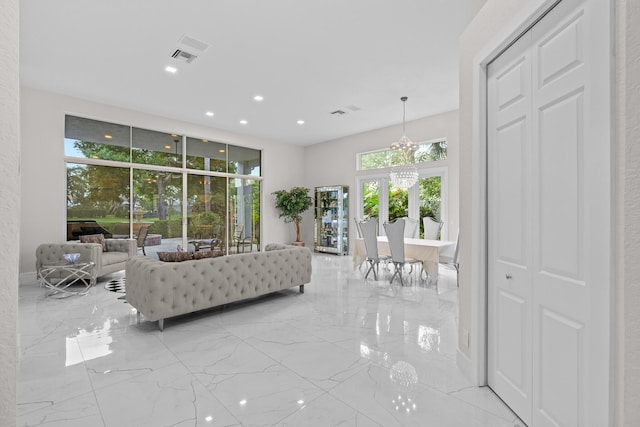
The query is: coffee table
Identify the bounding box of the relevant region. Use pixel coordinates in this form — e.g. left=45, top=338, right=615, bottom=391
left=38, top=262, right=97, bottom=297
left=188, top=238, right=220, bottom=252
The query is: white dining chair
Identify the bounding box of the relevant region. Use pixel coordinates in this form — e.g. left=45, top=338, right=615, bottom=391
left=401, top=217, right=420, bottom=238
left=383, top=218, right=423, bottom=286
left=353, top=216, right=363, bottom=238
left=422, top=217, right=444, bottom=240
left=360, top=218, right=389, bottom=280
left=439, top=231, right=459, bottom=286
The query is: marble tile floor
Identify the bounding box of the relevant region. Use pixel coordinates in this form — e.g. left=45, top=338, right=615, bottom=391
left=18, top=253, right=524, bottom=427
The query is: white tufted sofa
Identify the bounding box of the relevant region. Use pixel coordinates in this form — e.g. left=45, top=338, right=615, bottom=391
left=125, top=243, right=313, bottom=330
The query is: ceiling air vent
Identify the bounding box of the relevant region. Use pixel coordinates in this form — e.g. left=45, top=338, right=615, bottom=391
left=171, top=49, right=198, bottom=63
left=178, top=35, right=209, bottom=52
left=331, top=110, right=346, bottom=116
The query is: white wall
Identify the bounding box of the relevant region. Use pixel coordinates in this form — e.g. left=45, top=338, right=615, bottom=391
left=616, top=1, right=640, bottom=425
left=458, top=0, right=531, bottom=365
left=19, top=88, right=307, bottom=274
left=302, top=110, right=460, bottom=250
left=0, top=0, right=19, bottom=423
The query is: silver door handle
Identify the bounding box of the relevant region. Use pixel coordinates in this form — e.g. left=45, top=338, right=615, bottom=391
left=505, top=274, right=513, bottom=280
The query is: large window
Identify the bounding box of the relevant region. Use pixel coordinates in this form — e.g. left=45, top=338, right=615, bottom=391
left=64, top=116, right=130, bottom=162
left=358, top=139, right=447, bottom=171
left=66, top=163, right=130, bottom=232
left=356, top=139, right=448, bottom=239
left=64, top=115, right=262, bottom=256
left=228, top=178, right=260, bottom=253
left=187, top=174, right=227, bottom=248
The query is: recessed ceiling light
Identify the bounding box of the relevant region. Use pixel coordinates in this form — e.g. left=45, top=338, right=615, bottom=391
left=205, top=111, right=214, bottom=117
left=164, top=145, right=171, bottom=149
left=104, top=134, right=112, bottom=139
left=240, top=120, right=248, bottom=125
left=253, top=95, right=264, bottom=102
left=297, top=120, right=305, bottom=125
left=165, top=66, right=177, bottom=73
left=219, top=149, right=225, bottom=153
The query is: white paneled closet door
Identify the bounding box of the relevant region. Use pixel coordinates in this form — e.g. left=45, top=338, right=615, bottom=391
left=487, top=27, right=534, bottom=424
left=487, top=0, right=611, bottom=426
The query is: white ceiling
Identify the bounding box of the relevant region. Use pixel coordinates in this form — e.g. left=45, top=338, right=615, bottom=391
left=20, top=0, right=473, bottom=146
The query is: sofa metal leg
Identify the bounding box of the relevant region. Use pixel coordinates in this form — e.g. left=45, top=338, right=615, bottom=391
left=299, top=285, right=304, bottom=293
left=158, top=319, right=164, bottom=331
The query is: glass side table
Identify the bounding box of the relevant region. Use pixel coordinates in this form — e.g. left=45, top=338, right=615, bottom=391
left=38, top=262, right=97, bottom=297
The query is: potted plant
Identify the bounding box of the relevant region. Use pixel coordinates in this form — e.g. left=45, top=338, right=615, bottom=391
left=272, top=187, right=313, bottom=245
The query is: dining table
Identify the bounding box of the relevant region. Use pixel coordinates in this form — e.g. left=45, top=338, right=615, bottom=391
left=353, top=236, right=456, bottom=282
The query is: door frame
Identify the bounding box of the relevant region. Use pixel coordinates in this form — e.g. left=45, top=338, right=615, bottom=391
left=466, top=0, right=613, bottom=393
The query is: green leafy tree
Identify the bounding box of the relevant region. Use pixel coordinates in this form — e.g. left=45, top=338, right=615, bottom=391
left=415, top=141, right=447, bottom=162
left=67, top=165, right=88, bottom=207
left=362, top=182, right=380, bottom=219
left=388, top=189, right=409, bottom=221
left=272, top=187, right=313, bottom=242
left=419, top=176, right=441, bottom=220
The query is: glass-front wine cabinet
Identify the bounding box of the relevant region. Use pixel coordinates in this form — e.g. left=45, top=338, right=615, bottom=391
left=314, top=186, right=348, bottom=255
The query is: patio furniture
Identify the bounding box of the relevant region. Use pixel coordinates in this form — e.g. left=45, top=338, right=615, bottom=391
left=232, top=223, right=252, bottom=253
left=188, top=238, right=220, bottom=252
left=66, top=220, right=113, bottom=240
left=136, top=226, right=149, bottom=256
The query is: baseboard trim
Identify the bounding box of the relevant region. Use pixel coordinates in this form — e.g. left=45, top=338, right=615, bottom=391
left=456, top=348, right=475, bottom=384
left=19, top=271, right=37, bottom=285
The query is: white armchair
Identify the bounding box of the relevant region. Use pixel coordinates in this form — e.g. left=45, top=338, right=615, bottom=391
left=36, top=238, right=136, bottom=281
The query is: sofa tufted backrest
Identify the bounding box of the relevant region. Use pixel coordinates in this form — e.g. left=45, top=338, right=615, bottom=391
left=125, top=244, right=312, bottom=322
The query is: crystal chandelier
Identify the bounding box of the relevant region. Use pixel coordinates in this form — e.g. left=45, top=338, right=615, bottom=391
left=390, top=163, right=419, bottom=191
left=389, top=96, right=419, bottom=190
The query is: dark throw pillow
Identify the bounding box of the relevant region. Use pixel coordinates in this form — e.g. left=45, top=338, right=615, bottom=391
left=79, top=234, right=107, bottom=252
left=157, top=251, right=193, bottom=262
left=191, top=250, right=225, bottom=260
left=157, top=250, right=225, bottom=262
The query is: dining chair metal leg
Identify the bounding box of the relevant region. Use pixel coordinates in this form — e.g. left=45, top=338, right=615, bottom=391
left=389, top=261, right=405, bottom=286
left=364, top=259, right=378, bottom=280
